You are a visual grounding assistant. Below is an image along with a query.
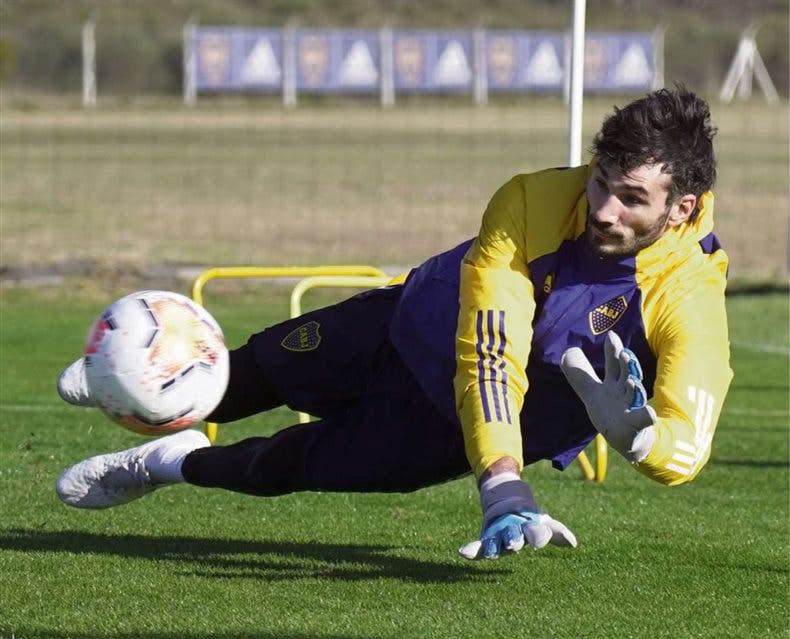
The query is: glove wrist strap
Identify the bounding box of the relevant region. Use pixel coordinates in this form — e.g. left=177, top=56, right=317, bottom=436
left=479, top=471, right=521, bottom=493
left=479, top=473, right=540, bottom=525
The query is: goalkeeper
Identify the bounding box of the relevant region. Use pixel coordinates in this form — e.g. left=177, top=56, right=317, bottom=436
left=56, top=86, right=732, bottom=560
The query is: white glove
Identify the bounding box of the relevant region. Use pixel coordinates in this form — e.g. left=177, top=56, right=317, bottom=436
left=560, top=331, right=656, bottom=463
left=458, top=472, right=577, bottom=560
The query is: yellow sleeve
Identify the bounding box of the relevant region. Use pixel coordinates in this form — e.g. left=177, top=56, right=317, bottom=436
left=454, top=177, right=536, bottom=478
left=636, top=265, right=733, bottom=485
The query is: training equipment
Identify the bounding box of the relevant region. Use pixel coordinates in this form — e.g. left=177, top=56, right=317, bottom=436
left=458, top=472, right=577, bottom=560
left=84, top=290, right=229, bottom=436
left=560, top=331, right=657, bottom=462
left=56, top=429, right=210, bottom=509
left=190, top=265, right=389, bottom=441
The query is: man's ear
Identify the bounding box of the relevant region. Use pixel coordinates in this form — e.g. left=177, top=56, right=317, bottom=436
left=667, top=194, right=697, bottom=227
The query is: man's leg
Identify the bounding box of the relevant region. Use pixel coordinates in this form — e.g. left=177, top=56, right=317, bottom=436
left=182, top=345, right=471, bottom=496
left=205, top=343, right=281, bottom=423
left=57, top=345, right=470, bottom=508
left=58, top=286, right=402, bottom=420
left=209, top=284, right=404, bottom=424
left=57, top=429, right=211, bottom=509
left=56, top=285, right=470, bottom=507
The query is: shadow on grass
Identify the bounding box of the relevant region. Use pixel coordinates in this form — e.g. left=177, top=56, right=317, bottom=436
left=0, top=527, right=507, bottom=584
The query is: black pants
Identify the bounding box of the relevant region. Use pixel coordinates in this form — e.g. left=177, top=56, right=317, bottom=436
left=181, top=287, right=470, bottom=496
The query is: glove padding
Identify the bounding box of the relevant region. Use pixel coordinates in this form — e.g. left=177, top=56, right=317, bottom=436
left=458, top=511, right=577, bottom=560
left=458, top=473, right=577, bottom=560
left=560, top=331, right=657, bottom=462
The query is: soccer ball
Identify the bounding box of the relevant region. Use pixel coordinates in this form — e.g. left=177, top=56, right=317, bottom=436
left=84, top=290, right=230, bottom=436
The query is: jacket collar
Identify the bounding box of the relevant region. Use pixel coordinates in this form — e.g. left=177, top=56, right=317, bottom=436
left=635, top=191, right=715, bottom=277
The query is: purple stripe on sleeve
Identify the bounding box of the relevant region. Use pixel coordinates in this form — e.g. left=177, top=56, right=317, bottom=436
left=486, top=310, right=503, bottom=422
left=475, top=310, right=492, bottom=423
left=497, top=310, right=512, bottom=425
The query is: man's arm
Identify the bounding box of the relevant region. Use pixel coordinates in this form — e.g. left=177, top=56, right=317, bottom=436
left=479, top=456, right=521, bottom=482
left=561, top=285, right=732, bottom=485
left=455, top=177, right=577, bottom=559
left=454, top=177, right=533, bottom=478
left=632, top=285, right=733, bottom=485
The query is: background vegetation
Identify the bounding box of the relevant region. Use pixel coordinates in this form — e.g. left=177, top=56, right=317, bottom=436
left=0, top=0, right=788, bottom=97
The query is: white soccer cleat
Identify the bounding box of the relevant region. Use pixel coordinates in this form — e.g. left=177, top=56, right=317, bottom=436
left=57, top=357, right=96, bottom=407
left=56, top=429, right=210, bottom=509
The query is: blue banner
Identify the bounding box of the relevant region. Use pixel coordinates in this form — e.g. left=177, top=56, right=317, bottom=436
left=584, top=33, right=657, bottom=92
left=195, top=28, right=282, bottom=92
left=190, top=28, right=658, bottom=97
left=486, top=31, right=565, bottom=92
left=296, top=30, right=380, bottom=93
left=393, top=31, right=474, bottom=92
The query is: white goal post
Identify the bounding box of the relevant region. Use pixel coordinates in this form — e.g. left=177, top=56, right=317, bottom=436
left=566, top=0, right=586, bottom=167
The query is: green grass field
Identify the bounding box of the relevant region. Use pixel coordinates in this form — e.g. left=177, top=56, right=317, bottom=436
left=0, top=285, right=787, bottom=638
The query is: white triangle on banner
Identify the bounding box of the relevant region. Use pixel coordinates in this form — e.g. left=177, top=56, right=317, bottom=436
left=433, top=41, right=472, bottom=86
left=241, top=39, right=281, bottom=84
left=339, top=40, right=379, bottom=86
left=613, top=43, right=652, bottom=87
left=523, top=40, right=563, bottom=85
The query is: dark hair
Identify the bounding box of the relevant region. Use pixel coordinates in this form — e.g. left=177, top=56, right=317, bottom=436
left=591, top=84, right=717, bottom=221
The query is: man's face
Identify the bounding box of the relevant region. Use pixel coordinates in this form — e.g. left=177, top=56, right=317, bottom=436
left=585, top=161, right=679, bottom=258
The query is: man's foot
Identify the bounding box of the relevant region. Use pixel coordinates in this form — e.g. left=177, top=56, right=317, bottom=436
left=57, top=358, right=95, bottom=407
left=56, top=429, right=210, bottom=509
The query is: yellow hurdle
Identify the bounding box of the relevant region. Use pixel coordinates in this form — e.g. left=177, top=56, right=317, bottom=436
left=577, top=436, right=608, bottom=482
left=191, top=266, right=388, bottom=443
left=288, top=275, right=393, bottom=423
left=191, top=265, right=607, bottom=482
left=191, top=265, right=388, bottom=306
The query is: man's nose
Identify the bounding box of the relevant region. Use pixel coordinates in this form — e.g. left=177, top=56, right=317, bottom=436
left=591, top=196, right=622, bottom=225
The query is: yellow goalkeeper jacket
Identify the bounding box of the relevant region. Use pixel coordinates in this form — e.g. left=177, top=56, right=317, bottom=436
left=389, top=164, right=732, bottom=486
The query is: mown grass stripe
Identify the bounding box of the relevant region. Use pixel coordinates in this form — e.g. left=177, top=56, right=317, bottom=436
left=731, top=340, right=790, bottom=355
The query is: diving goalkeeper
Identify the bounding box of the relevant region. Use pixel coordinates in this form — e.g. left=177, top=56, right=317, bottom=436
left=55, top=85, right=733, bottom=560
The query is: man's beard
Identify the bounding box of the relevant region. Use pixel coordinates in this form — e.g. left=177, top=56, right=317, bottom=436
left=585, top=205, right=671, bottom=259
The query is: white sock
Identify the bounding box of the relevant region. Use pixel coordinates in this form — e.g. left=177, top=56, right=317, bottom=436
left=145, top=430, right=209, bottom=484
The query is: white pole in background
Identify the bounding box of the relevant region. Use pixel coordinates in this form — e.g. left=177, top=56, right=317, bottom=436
left=653, top=26, right=665, bottom=90
left=283, top=22, right=298, bottom=108
left=380, top=26, right=394, bottom=108
left=82, top=17, right=97, bottom=108
left=473, top=27, right=488, bottom=106
left=566, top=0, right=586, bottom=167
left=183, top=15, right=198, bottom=106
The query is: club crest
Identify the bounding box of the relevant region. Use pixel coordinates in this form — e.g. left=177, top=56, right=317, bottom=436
left=589, top=295, right=628, bottom=335
left=281, top=321, right=321, bottom=352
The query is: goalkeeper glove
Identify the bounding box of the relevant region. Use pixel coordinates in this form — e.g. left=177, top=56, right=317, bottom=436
left=560, top=331, right=656, bottom=462
left=458, top=472, right=577, bottom=560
